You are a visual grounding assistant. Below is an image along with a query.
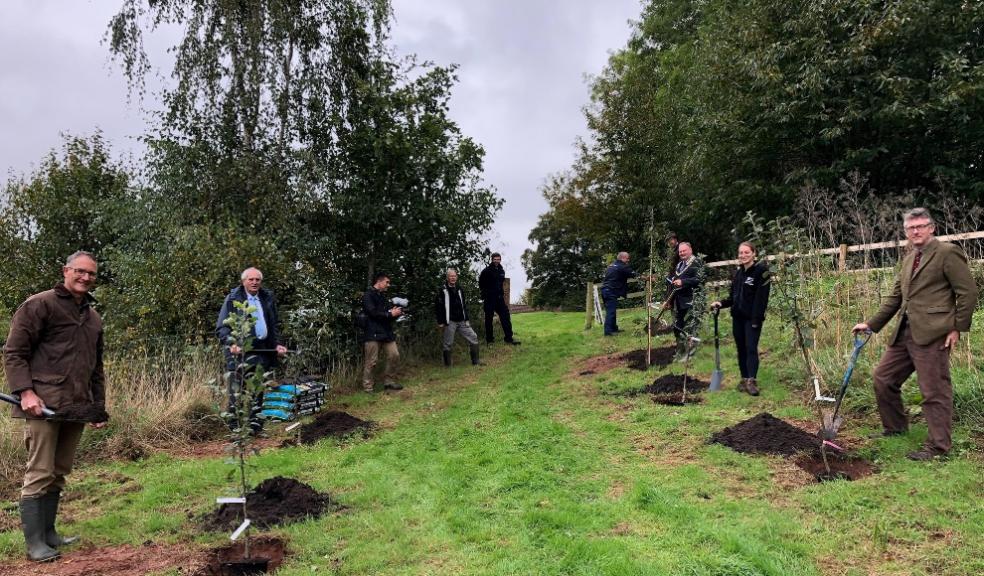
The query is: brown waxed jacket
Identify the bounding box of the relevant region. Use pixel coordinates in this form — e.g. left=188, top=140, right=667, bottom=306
left=3, top=283, right=105, bottom=418
left=867, top=238, right=978, bottom=346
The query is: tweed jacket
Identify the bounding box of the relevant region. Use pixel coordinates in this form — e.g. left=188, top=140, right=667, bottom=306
left=867, top=238, right=978, bottom=346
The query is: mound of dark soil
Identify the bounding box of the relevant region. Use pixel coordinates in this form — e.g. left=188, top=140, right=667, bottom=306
left=629, top=374, right=710, bottom=396
left=297, top=411, right=372, bottom=445
left=195, top=535, right=287, bottom=576
left=202, top=476, right=329, bottom=531
left=709, top=412, right=820, bottom=457
left=623, top=347, right=676, bottom=370
left=652, top=393, right=705, bottom=406
left=795, top=454, right=876, bottom=482
left=52, top=403, right=110, bottom=423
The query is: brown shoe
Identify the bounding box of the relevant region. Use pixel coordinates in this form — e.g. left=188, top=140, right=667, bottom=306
left=867, top=429, right=907, bottom=439
left=745, top=378, right=760, bottom=396
left=737, top=378, right=748, bottom=393
left=906, top=448, right=945, bottom=461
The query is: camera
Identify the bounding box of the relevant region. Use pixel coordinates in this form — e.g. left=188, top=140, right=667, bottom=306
left=390, top=297, right=411, bottom=323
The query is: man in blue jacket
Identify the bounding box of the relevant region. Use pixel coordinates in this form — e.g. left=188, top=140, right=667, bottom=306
left=216, top=267, right=287, bottom=432
left=601, top=252, right=638, bottom=336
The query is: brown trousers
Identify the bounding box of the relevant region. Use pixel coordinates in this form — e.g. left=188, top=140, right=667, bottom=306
left=362, top=341, right=399, bottom=391
left=872, top=324, right=953, bottom=453
left=22, top=419, right=85, bottom=498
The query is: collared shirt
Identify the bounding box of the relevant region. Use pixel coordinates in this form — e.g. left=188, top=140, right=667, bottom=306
left=247, top=293, right=268, bottom=340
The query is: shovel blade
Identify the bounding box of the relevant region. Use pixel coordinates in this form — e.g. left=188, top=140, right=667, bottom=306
left=709, top=370, right=723, bottom=392
left=819, top=412, right=844, bottom=440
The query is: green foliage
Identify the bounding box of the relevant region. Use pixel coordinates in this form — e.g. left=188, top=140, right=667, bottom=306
left=0, top=133, right=132, bottom=310
left=527, top=0, right=984, bottom=307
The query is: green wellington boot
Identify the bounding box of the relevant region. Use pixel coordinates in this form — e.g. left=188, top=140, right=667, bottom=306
left=42, top=491, right=79, bottom=548
left=20, top=497, right=60, bottom=562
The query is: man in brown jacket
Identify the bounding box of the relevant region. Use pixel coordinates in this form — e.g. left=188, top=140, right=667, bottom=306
left=853, top=208, right=978, bottom=460
left=4, top=251, right=108, bottom=561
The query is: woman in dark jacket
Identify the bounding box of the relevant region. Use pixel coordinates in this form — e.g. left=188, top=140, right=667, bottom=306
left=711, top=242, right=771, bottom=396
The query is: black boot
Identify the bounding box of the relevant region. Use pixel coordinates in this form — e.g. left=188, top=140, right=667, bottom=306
left=443, top=350, right=452, bottom=367
left=42, top=491, right=78, bottom=548
left=20, top=497, right=59, bottom=562
left=470, top=344, right=482, bottom=366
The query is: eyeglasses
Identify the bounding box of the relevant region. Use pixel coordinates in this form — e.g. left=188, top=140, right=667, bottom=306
left=904, top=223, right=933, bottom=233
left=66, top=267, right=97, bottom=279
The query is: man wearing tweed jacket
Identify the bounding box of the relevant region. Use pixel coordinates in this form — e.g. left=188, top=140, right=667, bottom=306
left=853, top=208, right=978, bottom=461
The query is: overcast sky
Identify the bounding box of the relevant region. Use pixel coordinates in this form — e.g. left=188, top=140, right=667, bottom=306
left=0, top=0, right=641, bottom=301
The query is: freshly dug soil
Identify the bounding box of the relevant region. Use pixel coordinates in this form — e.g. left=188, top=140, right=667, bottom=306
left=623, top=347, right=676, bottom=370
left=709, top=412, right=821, bottom=457
left=795, top=454, right=876, bottom=482
left=646, top=317, right=675, bottom=335
left=52, top=403, right=109, bottom=423
left=297, top=411, right=372, bottom=444
left=195, top=535, right=286, bottom=576
left=629, top=374, right=710, bottom=396
left=652, top=393, right=705, bottom=406
left=202, top=477, right=329, bottom=531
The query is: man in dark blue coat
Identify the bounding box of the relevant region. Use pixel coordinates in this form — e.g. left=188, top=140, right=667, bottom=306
left=601, top=252, right=638, bottom=336
left=216, top=267, right=287, bottom=432
left=479, top=253, right=520, bottom=345
left=360, top=272, right=404, bottom=392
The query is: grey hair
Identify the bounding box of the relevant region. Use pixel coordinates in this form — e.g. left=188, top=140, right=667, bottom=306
left=617, top=251, right=629, bottom=260
left=446, top=268, right=458, bottom=275
left=679, top=242, right=692, bottom=250
left=65, top=250, right=97, bottom=266
left=241, top=267, right=263, bottom=281
left=903, top=207, right=934, bottom=224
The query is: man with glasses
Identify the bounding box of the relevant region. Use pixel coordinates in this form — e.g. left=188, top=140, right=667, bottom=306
left=4, top=251, right=108, bottom=561
left=216, top=267, right=287, bottom=433
left=853, top=208, right=978, bottom=460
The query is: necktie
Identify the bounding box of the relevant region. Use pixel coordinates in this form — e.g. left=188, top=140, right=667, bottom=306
left=910, top=250, right=922, bottom=279
left=249, top=295, right=268, bottom=340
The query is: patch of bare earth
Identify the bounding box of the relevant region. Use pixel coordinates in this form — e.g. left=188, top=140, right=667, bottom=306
left=0, top=542, right=201, bottom=576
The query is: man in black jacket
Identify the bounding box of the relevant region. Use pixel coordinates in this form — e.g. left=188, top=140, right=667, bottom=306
left=216, top=267, right=287, bottom=432
left=479, top=253, right=520, bottom=345
left=601, top=252, right=638, bottom=336
left=435, top=268, right=481, bottom=366
left=668, top=243, right=707, bottom=361
left=360, top=272, right=403, bottom=392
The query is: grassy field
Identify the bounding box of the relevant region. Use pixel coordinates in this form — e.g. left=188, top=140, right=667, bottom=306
left=1, top=310, right=982, bottom=575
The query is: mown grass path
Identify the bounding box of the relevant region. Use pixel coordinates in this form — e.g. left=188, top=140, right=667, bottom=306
left=1, top=311, right=982, bottom=575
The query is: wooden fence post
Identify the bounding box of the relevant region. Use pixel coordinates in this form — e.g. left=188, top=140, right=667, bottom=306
left=585, top=282, right=594, bottom=330
left=838, top=244, right=848, bottom=272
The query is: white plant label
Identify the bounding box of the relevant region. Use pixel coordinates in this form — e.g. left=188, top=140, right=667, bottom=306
left=230, top=518, right=251, bottom=541
left=216, top=497, right=246, bottom=504
left=285, top=422, right=301, bottom=432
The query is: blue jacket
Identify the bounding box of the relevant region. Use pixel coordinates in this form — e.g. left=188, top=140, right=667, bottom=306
left=216, top=285, right=282, bottom=353
left=602, top=260, right=637, bottom=298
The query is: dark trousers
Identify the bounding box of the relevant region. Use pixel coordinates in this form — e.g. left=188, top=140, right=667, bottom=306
left=672, top=306, right=691, bottom=340
left=225, top=351, right=276, bottom=432
left=602, top=289, right=619, bottom=335
left=872, top=324, right=953, bottom=453
left=732, top=316, right=762, bottom=378
left=483, top=297, right=514, bottom=342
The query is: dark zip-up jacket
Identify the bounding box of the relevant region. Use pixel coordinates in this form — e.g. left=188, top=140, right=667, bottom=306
left=4, top=283, right=105, bottom=419
left=479, top=263, right=506, bottom=302
left=361, top=286, right=397, bottom=343
left=216, top=285, right=282, bottom=353
left=435, top=283, right=469, bottom=324
left=602, top=260, right=637, bottom=298
left=719, top=261, right=771, bottom=324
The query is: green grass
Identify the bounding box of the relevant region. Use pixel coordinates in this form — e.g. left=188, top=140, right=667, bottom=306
left=1, top=310, right=981, bottom=575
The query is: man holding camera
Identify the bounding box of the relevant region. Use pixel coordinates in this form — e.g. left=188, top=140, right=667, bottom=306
left=361, top=272, right=403, bottom=392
